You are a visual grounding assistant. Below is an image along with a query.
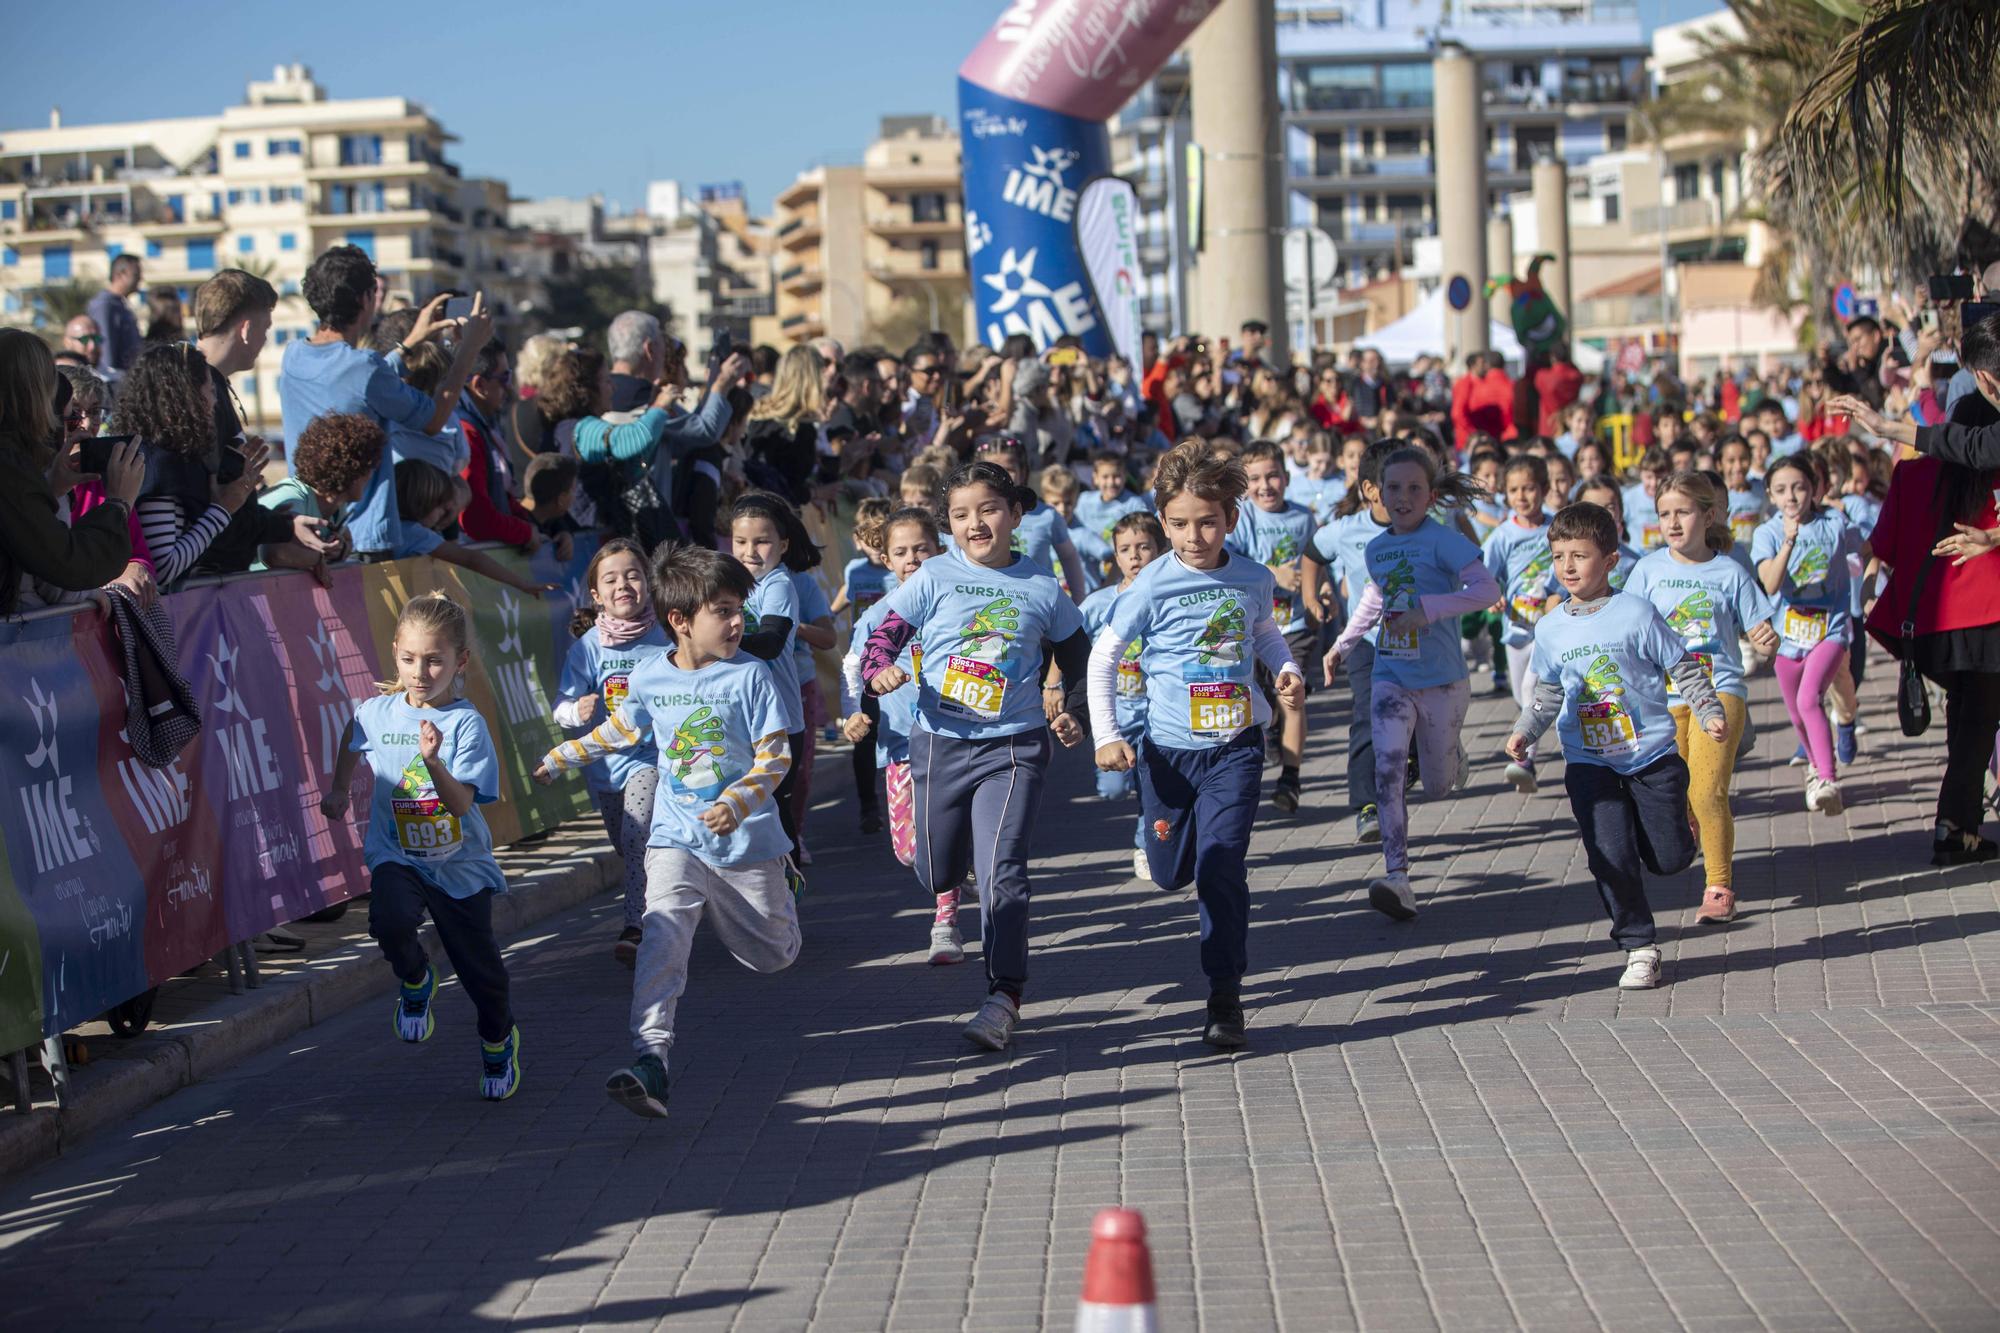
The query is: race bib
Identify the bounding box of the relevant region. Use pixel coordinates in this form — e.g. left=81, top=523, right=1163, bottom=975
left=603, top=673, right=630, bottom=715
left=1377, top=595, right=1421, bottom=660
left=1509, top=594, right=1546, bottom=628
left=1188, top=681, right=1250, bottom=737
left=1730, top=514, right=1758, bottom=544
left=1578, top=701, right=1638, bottom=756
left=1116, top=656, right=1145, bottom=698
left=393, top=796, right=462, bottom=862
left=939, top=654, right=1006, bottom=719
left=1781, top=606, right=1828, bottom=649
left=1640, top=522, right=1662, bottom=548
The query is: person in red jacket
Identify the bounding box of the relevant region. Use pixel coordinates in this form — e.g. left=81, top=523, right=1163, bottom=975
left=455, top=340, right=557, bottom=557
left=1452, top=352, right=1515, bottom=445
left=1533, top=347, right=1583, bottom=437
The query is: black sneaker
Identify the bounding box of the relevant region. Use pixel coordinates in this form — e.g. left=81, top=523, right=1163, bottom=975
left=1203, top=995, right=1247, bottom=1049
left=1272, top=774, right=1300, bottom=814
left=612, top=926, right=642, bottom=966
left=1932, top=825, right=1999, bottom=868
left=860, top=811, right=884, bottom=836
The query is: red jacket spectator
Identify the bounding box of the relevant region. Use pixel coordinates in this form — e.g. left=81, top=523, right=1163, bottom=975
left=1533, top=359, right=1583, bottom=437
left=1141, top=356, right=1180, bottom=444
left=1866, top=454, right=2000, bottom=645
left=1719, top=375, right=1741, bottom=424
left=1454, top=366, right=1515, bottom=441
left=457, top=414, right=535, bottom=546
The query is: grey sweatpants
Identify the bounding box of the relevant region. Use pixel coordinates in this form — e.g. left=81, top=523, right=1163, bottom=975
left=599, top=766, right=659, bottom=932
left=910, top=726, right=1052, bottom=998
left=633, top=848, right=801, bottom=1063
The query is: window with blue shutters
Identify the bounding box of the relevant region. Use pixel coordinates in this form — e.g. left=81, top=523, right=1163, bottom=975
left=0, top=200, right=14, bottom=220
left=344, top=230, right=375, bottom=260
left=106, top=243, right=123, bottom=260
left=186, top=239, right=215, bottom=270
left=146, top=240, right=162, bottom=258
left=43, top=245, right=70, bottom=279
left=279, top=233, right=297, bottom=251
left=237, top=235, right=254, bottom=254
left=167, top=195, right=184, bottom=223
left=234, top=141, right=251, bottom=159
left=2, top=247, right=17, bottom=267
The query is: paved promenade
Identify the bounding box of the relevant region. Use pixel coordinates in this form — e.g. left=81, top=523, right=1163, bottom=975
left=3, top=670, right=1998, bottom=1331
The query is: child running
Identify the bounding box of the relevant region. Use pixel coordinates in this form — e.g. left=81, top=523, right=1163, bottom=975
left=1624, top=472, right=1780, bottom=924
left=1623, top=447, right=1670, bottom=550
left=1079, top=511, right=1167, bottom=882
left=322, top=593, right=521, bottom=1101
left=1326, top=447, right=1501, bottom=919
left=535, top=544, right=801, bottom=1120
left=1301, top=438, right=1397, bottom=843
left=1480, top=454, right=1557, bottom=794
left=1090, top=440, right=1305, bottom=1048
left=861, top=460, right=1093, bottom=1051
left=555, top=538, right=672, bottom=964
left=838, top=507, right=955, bottom=960
left=1752, top=454, right=1867, bottom=815
left=831, top=498, right=895, bottom=835
left=975, top=437, right=1089, bottom=598
left=730, top=491, right=817, bottom=857
left=1506, top=503, right=1729, bottom=990
left=1232, top=440, right=1320, bottom=812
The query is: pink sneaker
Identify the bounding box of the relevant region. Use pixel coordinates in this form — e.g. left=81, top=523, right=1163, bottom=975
left=1695, top=886, right=1735, bottom=925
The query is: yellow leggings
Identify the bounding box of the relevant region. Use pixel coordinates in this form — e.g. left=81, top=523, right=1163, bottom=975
left=1672, top=693, right=1749, bottom=889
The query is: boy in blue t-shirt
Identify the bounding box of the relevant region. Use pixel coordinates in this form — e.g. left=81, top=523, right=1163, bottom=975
left=1229, top=440, right=1320, bottom=813
left=1079, top=511, right=1166, bottom=877
left=1507, top=503, right=1726, bottom=993
left=1480, top=455, right=1557, bottom=792
left=537, top=545, right=801, bottom=1121
left=1074, top=451, right=1154, bottom=581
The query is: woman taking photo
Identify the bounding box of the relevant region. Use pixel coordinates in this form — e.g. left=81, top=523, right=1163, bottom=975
left=744, top=345, right=825, bottom=503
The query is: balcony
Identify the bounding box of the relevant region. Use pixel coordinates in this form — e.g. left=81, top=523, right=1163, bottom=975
left=779, top=263, right=823, bottom=295
left=868, top=257, right=966, bottom=282
left=305, top=160, right=439, bottom=182
left=864, top=163, right=960, bottom=189
left=306, top=206, right=433, bottom=228
left=869, top=210, right=958, bottom=238
left=778, top=218, right=821, bottom=251
left=1629, top=197, right=1721, bottom=236
left=1334, top=220, right=1434, bottom=246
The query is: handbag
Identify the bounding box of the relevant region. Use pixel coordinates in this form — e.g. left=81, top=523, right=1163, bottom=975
left=1896, top=514, right=1949, bottom=737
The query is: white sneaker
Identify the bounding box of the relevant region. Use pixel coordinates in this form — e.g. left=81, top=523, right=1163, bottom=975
left=1131, top=847, right=1149, bottom=883
left=963, top=992, right=1019, bottom=1050
left=1619, top=947, right=1662, bottom=990
left=1368, top=871, right=1417, bottom=921
left=1504, top=760, right=1537, bottom=795
left=928, top=918, right=964, bottom=966
left=1806, top=775, right=1844, bottom=816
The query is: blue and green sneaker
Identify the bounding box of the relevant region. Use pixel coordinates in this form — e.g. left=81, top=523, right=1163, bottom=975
left=479, top=1026, right=522, bottom=1101
left=605, top=1054, right=670, bottom=1120
left=394, top=966, right=436, bottom=1043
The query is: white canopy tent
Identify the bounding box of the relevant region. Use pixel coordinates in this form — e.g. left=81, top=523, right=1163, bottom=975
left=1354, top=288, right=1604, bottom=374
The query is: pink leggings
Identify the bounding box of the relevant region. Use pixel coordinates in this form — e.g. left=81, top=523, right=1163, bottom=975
left=1773, top=638, right=1846, bottom=783
left=1372, top=676, right=1471, bottom=874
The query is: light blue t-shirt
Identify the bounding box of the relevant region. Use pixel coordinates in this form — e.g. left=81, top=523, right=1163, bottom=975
left=1290, top=474, right=1347, bottom=527
left=388, top=418, right=466, bottom=478
left=876, top=547, right=1085, bottom=740
left=744, top=567, right=804, bottom=733
left=1074, top=489, right=1152, bottom=549
left=1361, top=519, right=1483, bottom=689
left=1840, top=492, right=1883, bottom=615
left=1526, top=593, right=1692, bottom=774
left=558, top=625, right=672, bottom=794
left=611, top=653, right=793, bottom=867
left=1750, top=509, right=1861, bottom=658
left=852, top=598, right=917, bottom=766
left=1311, top=510, right=1390, bottom=642
left=1725, top=481, right=1768, bottom=545
left=1624, top=549, right=1775, bottom=701
left=1227, top=500, right=1318, bottom=634
left=1623, top=483, right=1663, bottom=550
left=1768, top=431, right=1805, bottom=459
left=1080, top=582, right=1147, bottom=739
left=842, top=556, right=892, bottom=619
left=1105, top=551, right=1280, bottom=751
left=348, top=694, right=503, bottom=898
left=1481, top=515, right=1555, bottom=649
left=279, top=338, right=435, bottom=555
left=1011, top=500, right=1071, bottom=579
left=790, top=570, right=831, bottom=682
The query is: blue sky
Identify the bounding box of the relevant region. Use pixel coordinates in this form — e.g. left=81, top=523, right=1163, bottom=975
left=2, top=0, right=1725, bottom=214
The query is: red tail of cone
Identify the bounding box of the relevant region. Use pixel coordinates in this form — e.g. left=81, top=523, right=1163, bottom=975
left=1075, top=1207, right=1158, bottom=1332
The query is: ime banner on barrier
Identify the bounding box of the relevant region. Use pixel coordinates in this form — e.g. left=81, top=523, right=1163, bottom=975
left=958, top=0, right=1219, bottom=358
left=0, top=541, right=596, bottom=1054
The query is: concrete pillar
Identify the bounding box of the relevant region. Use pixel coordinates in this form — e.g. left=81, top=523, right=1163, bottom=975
left=1531, top=158, right=1572, bottom=329
left=1485, top=212, right=1514, bottom=331
left=1189, top=0, right=1284, bottom=363
left=1432, top=42, right=1487, bottom=365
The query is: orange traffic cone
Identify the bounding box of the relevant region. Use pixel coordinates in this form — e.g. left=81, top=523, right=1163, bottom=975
left=1075, top=1207, right=1158, bottom=1332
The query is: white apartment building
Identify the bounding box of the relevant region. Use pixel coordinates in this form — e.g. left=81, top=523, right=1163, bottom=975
left=0, top=65, right=524, bottom=435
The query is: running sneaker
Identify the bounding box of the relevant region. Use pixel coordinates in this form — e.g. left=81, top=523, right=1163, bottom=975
left=1788, top=743, right=1809, bottom=767
left=1805, top=775, right=1844, bottom=816
left=1504, top=759, right=1537, bottom=795
left=1448, top=743, right=1469, bottom=794
left=1203, top=994, right=1247, bottom=1050
left=963, top=991, right=1019, bottom=1050
left=1368, top=871, right=1417, bottom=921
left=394, top=965, right=436, bottom=1043
left=1272, top=773, right=1301, bottom=814
left=479, top=1026, right=522, bottom=1101
left=1131, top=847, right=1150, bottom=882
left=1932, top=824, right=2000, bottom=868
left=1618, top=948, right=1662, bottom=990
left=1489, top=668, right=1512, bottom=697
left=605, top=1054, right=670, bottom=1120
left=928, top=918, right=964, bottom=966
left=860, top=811, right=884, bottom=836
left=1354, top=805, right=1381, bottom=843
left=1695, top=886, right=1736, bottom=925
left=613, top=926, right=642, bottom=966
left=1835, top=721, right=1858, bottom=765
left=785, top=859, right=807, bottom=901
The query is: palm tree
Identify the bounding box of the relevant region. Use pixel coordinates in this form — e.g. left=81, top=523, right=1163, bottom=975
left=25, top=278, right=97, bottom=333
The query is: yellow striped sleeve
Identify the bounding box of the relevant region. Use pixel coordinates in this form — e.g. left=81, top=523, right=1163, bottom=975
left=718, top=730, right=790, bottom=819
left=542, top=710, right=643, bottom=775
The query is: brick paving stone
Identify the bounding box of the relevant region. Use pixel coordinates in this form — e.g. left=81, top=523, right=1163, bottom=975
left=2, top=673, right=1998, bottom=1330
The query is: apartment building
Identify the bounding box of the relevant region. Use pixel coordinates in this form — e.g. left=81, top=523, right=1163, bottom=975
left=0, top=64, right=523, bottom=434
left=773, top=115, right=968, bottom=351
left=1112, top=0, right=1647, bottom=336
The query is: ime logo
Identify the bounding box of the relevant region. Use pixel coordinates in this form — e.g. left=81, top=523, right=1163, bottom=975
left=18, top=678, right=96, bottom=874
left=306, top=619, right=357, bottom=779
left=491, top=590, right=550, bottom=727
left=209, top=633, right=281, bottom=801
left=1001, top=145, right=1081, bottom=223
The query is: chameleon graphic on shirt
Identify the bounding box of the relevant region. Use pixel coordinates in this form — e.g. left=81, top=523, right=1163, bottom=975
left=1576, top=653, right=1638, bottom=747
left=1790, top=542, right=1831, bottom=586
left=1665, top=588, right=1715, bottom=641
left=955, top=597, right=1019, bottom=662
left=1266, top=532, right=1302, bottom=617
left=663, top=706, right=729, bottom=800
left=1377, top=556, right=1418, bottom=611
left=1193, top=599, right=1247, bottom=666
